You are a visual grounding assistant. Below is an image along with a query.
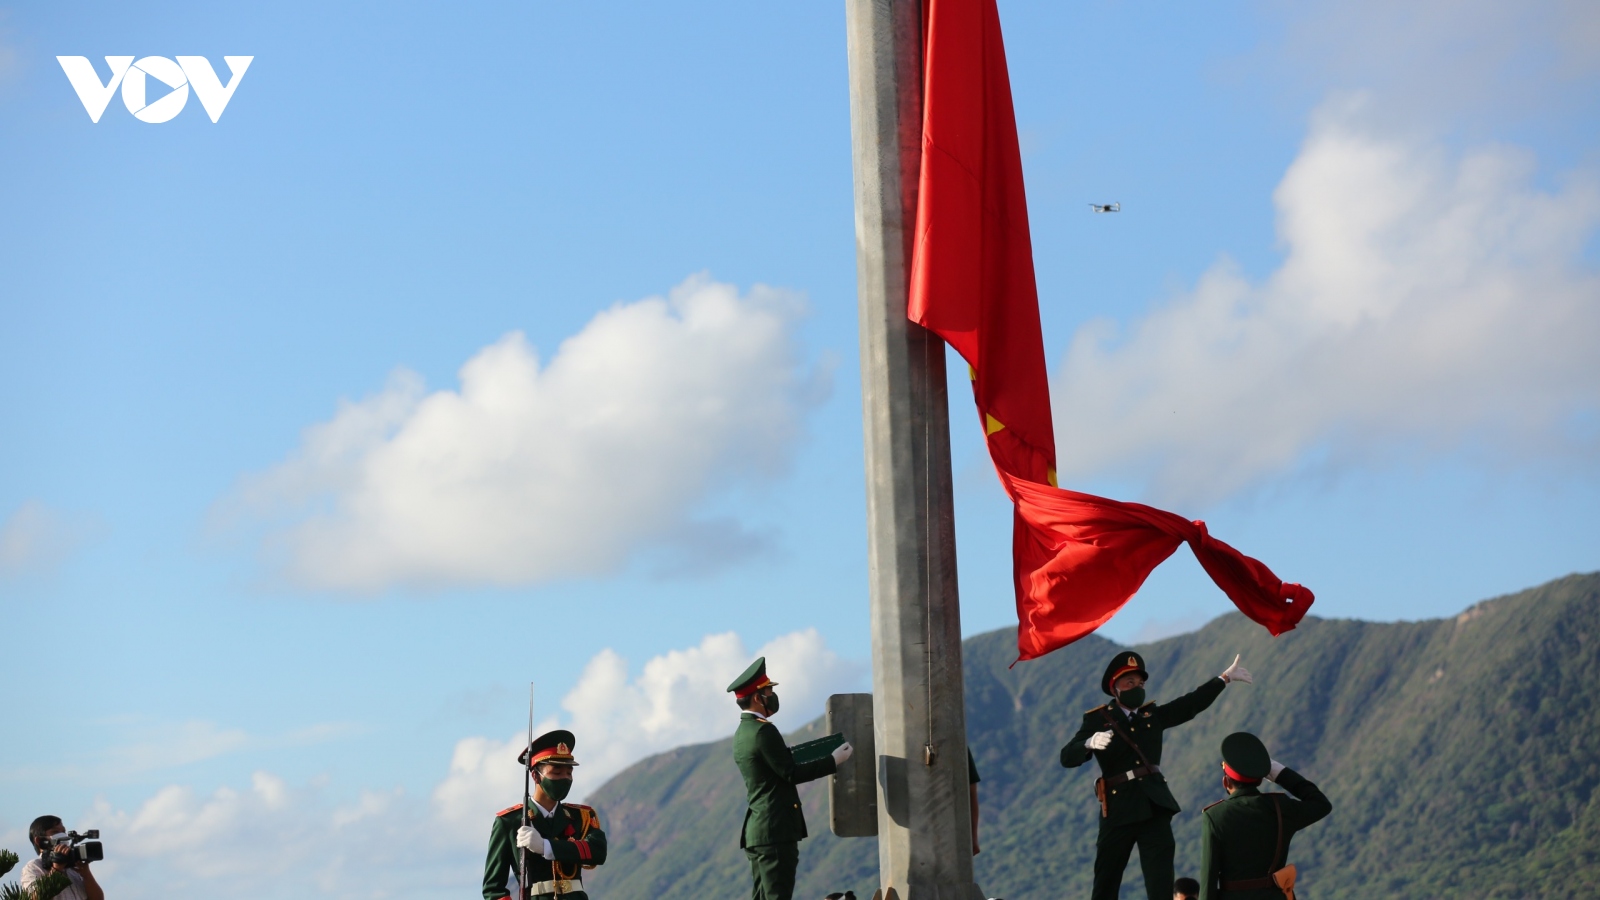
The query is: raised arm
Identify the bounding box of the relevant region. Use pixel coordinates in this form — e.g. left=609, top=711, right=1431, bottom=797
left=1154, top=677, right=1226, bottom=729
left=1271, top=766, right=1332, bottom=830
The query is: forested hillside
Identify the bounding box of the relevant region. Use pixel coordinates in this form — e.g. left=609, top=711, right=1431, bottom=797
left=584, top=573, right=1600, bottom=899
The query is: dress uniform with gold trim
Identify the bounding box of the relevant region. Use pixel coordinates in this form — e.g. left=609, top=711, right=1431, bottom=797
left=1060, top=651, right=1252, bottom=900
left=481, top=730, right=607, bottom=900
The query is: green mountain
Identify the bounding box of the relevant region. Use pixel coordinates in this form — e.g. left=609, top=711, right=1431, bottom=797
left=583, top=573, right=1600, bottom=899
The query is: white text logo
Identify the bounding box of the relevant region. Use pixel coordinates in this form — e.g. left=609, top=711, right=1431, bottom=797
left=57, top=56, right=253, bottom=123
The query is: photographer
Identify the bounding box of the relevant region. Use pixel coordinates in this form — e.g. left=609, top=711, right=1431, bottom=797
left=19, top=816, right=103, bottom=900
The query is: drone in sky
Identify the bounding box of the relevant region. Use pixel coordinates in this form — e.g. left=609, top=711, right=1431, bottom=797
left=1089, top=202, right=1121, bottom=213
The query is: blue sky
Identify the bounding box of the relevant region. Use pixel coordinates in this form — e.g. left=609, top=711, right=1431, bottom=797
left=2, top=1, right=1596, bottom=897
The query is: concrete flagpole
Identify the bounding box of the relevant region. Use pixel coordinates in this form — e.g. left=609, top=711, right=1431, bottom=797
left=845, top=0, right=983, bottom=897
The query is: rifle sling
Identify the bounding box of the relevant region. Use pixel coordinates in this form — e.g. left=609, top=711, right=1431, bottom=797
left=1220, top=795, right=1289, bottom=893
left=1099, top=707, right=1156, bottom=770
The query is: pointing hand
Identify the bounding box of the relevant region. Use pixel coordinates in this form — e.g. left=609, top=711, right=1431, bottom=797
left=1086, top=730, right=1113, bottom=751
left=1221, top=654, right=1253, bottom=685
left=832, top=741, right=854, bottom=766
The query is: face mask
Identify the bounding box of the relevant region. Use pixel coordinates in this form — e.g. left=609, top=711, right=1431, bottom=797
left=764, top=691, right=781, bottom=715
left=540, top=777, right=573, bottom=803
left=1117, top=686, right=1146, bottom=708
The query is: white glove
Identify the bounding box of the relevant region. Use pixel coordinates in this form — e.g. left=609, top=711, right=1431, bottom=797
left=1221, top=654, right=1253, bottom=685
left=1085, top=730, right=1113, bottom=751
left=515, top=826, right=551, bottom=859
left=1268, top=760, right=1286, bottom=782
left=831, top=741, right=854, bottom=766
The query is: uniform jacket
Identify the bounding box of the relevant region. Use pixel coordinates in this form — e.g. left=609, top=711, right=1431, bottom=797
left=1060, top=677, right=1226, bottom=827
left=734, top=712, right=837, bottom=848
left=1199, top=768, right=1331, bottom=900
left=482, top=799, right=607, bottom=900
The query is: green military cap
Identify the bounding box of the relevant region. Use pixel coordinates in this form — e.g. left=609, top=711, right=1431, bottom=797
left=1101, top=650, right=1148, bottom=696
left=727, top=656, right=778, bottom=699
left=1220, top=731, right=1270, bottom=782
left=518, top=728, right=580, bottom=767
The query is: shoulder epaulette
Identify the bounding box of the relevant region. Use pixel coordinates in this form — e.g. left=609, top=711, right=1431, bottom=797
left=563, top=803, right=594, bottom=813
left=1202, top=799, right=1225, bottom=812
left=496, top=804, right=523, bottom=818
left=1086, top=703, right=1111, bottom=715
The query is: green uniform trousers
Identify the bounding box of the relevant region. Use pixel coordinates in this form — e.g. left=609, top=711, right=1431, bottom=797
left=1093, top=810, right=1175, bottom=900
left=744, top=841, right=799, bottom=900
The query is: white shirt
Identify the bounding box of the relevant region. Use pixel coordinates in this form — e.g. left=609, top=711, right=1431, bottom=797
left=18, top=857, right=88, bottom=900
left=521, top=797, right=556, bottom=859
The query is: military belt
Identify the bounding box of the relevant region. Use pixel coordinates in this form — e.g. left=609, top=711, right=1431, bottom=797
left=528, top=877, right=583, bottom=895
left=1102, top=764, right=1160, bottom=787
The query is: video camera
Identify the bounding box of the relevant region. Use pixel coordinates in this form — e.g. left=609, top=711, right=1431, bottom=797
left=43, top=830, right=103, bottom=868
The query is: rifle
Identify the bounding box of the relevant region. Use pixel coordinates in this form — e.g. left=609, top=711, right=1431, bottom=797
left=520, top=683, right=534, bottom=900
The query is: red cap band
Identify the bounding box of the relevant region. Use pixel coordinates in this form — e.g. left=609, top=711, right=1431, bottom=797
left=527, top=740, right=577, bottom=767
left=734, top=675, right=773, bottom=700
left=1222, top=762, right=1262, bottom=785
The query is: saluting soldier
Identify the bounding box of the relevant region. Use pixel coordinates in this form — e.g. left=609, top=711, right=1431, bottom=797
left=727, top=657, right=854, bottom=900
left=482, top=729, right=607, bottom=900
left=1061, top=650, right=1254, bottom=900
left=1199, top=732, right=1331, bottom=900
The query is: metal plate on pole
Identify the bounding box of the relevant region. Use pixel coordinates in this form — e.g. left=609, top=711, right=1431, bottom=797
left=828, top=693, right=878, bottom=837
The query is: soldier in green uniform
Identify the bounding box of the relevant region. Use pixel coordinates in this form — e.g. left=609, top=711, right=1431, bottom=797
left=727, top=657, right=854, bottom=900
left=1061, top=650, right=1254, bottom=900
left=482, top=729, right=607, bottom=900
left=1198, top=732, right=1331, bottom=900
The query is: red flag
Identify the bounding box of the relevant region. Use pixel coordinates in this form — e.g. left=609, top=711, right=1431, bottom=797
left=909, top=0, right=1313, bottom=661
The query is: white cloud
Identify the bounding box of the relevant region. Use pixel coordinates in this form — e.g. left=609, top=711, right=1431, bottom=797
left=562, top=627, right=861, bottom=795
left=1053, top=97, right=1600, bottom=505
left=432, top=628, right=864, bottom=820
left=230, top=274, right=824, bottom=591
left=83, top=773, right=455, bottom=900
left=430, top=728, right=556, bottom=835
left=68, top=629, right=861, bottom=899
left=0, top=501, right=97, bottom=579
